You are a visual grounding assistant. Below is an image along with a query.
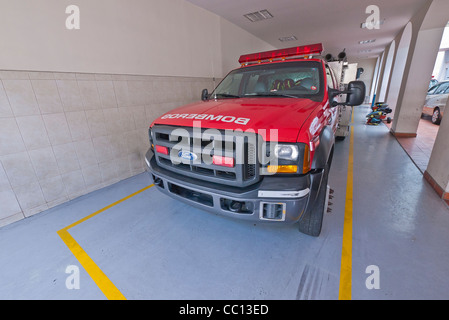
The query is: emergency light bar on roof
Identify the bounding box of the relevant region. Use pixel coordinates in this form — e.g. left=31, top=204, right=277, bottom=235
left=238, top=43, right=324, bottom=65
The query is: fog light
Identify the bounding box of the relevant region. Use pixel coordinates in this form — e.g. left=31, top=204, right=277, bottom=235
left=260, top=202, right=286, bottom=221
left=220, top=199, right=254, bottom=214
left=229, top=201, right=242, bottom=212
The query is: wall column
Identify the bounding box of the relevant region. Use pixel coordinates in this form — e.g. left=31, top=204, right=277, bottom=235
left=390, top=27, right=445, bottom=136
left=424, top=97, right=449, bottom=204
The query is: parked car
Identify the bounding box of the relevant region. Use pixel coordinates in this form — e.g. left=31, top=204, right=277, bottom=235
left=423, top=80, right=449, bottom=124
left=429, top=78, right=438, bottom=89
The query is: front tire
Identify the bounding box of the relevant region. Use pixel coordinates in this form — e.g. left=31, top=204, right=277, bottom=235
left=432, top=108, right=441, bottom=125
left=298, top=162, right=330, bottom=237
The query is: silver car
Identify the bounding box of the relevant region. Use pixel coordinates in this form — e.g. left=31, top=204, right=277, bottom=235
left=423, top=81, right=449, bottom=124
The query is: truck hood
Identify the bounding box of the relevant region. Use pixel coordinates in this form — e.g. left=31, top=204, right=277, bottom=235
left=152, top=98, right=323, bottom=142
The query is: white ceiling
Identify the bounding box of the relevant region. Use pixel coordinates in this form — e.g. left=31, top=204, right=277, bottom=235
left=186, top=0, right=428, bottom=61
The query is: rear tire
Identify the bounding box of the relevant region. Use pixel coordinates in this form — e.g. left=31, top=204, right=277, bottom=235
left=432, top=108, right=441, bottom=125
left=298, top=161, right=330, bottom=237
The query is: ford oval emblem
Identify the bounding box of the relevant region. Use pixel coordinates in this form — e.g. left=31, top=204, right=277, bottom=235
left=178, top=150, right=198, bottom=161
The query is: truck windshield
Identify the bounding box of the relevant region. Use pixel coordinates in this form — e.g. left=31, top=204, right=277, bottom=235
left=211, top=61, right=324, bottom=101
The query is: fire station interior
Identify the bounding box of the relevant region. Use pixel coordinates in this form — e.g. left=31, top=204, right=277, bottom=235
left=1, top=0, right=449, bottom=302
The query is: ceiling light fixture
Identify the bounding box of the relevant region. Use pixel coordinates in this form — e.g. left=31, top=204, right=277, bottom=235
left=279, top=36, right=298, bottom=42
left=359, top=49, right=372, bottom=53
left=359, top=39, right=376, bottom=44
left=244, top=9, right=273, bottom=22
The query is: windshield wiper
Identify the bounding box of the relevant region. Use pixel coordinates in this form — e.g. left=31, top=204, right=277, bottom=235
left=212, top=93, right=241, bottom=99
left=244, top=92, right=299, bottom=99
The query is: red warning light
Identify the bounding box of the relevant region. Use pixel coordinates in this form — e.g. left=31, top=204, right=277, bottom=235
left=212, top=155, right=234, bottom=168
left=238, top=43, right=323, bottom=64
left=155, top=145, right=169, bottom=155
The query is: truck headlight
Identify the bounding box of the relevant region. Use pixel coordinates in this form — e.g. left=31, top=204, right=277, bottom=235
left=264, top=143, right=310, bottom=175
left=274, top=144, right=299, bottom=161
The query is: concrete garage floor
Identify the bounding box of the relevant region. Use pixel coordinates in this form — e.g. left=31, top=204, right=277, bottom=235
left=1, top=105, right=449, bottom=300
left=387, top=115, right=440, bottom=173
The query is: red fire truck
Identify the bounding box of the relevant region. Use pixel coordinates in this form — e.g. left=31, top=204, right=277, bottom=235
left=145, top=44, right=365, bottom=236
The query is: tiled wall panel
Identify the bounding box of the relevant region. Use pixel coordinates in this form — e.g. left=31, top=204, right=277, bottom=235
left=0, top=70, right=215, bottom=227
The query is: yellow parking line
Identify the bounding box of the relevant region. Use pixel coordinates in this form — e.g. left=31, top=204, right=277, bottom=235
left=339, top=110, right=355, bottom=300
left=57, top=229, right=127, bottom=300
left=57, top=184, right=154, bottom=300
left=61, top=185, right=154, bottom=231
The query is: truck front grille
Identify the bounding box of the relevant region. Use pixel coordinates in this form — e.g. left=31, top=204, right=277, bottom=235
left=152, top=125, right=260, bottom=187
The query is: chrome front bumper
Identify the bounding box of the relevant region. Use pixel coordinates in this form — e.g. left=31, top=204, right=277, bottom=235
left=145, top=149, right=323, bottom=224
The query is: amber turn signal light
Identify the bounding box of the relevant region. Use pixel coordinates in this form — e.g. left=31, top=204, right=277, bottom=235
left=303, top=144, right=311, bottom=174
left=267, top=165, right=298, bottom=174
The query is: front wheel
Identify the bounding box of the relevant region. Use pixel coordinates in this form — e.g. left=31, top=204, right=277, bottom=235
left=298, top=162, right=330, bottom=237
left=432, top=108, right=441, bottom=125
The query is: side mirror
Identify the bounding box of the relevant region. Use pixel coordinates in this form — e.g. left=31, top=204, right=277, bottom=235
left=201, top=89, right=209, bottom=101
left=346, top=81, right=366, bottom=106
left=328, top=81, right=366, bottom=107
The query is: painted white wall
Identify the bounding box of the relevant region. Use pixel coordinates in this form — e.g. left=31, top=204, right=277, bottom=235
left=219, top=17, right=276, bottom=75
left=0, top=0, right=276, bottom=226
left=439, top=26, right=449, bottom=49
left=0, top=0, right=274, bottom=78
left=432, top=51, right=445, bottom=81
left=349, top=57, right=378, bottom=103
